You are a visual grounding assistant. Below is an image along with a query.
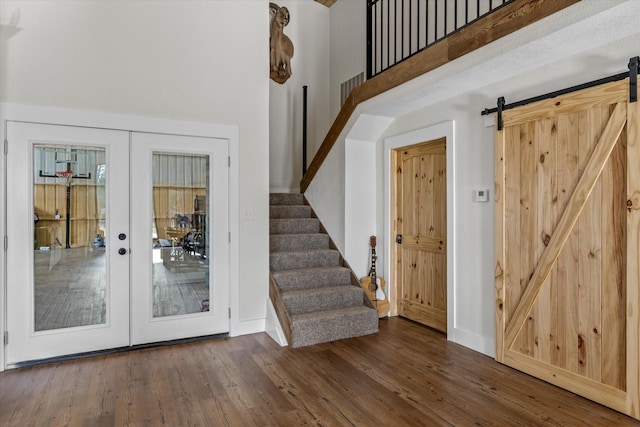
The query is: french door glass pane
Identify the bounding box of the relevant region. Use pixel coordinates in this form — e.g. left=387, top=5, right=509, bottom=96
left=152, top=152, right=210, bottom=317
left=33, top=144, right=107, bottom=331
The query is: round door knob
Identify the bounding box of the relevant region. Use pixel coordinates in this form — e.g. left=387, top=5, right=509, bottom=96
left=118, top=248, right=127, bottom=255
left=118, top=233, right=127, bottom=241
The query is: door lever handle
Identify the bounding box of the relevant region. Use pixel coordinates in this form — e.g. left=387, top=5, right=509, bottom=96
left=396, top=234, right=403, bottom=244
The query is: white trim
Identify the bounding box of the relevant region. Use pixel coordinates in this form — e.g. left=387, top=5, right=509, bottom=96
left=384, top=120, right=456, bottom=343
left=451, top=327, right=495, bottom=358
left=230, top=318, right=265, bottom=337
left=265, top=299, right=288, bottom=346
left=0, top=103, right=241, bottom=370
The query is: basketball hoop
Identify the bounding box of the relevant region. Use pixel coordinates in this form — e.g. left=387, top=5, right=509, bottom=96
left=55, top=171, right=74, bottom=186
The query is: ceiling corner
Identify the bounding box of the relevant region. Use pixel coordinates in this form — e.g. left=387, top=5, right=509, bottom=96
left=313, top=0, right=336, bottom=8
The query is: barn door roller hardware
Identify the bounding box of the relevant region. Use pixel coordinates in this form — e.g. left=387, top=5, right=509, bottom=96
left=629, top=56, right=639, bottom=103
left=482, top=56, right=640, bottom=131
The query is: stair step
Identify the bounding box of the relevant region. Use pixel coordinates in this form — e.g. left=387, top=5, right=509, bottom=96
left=272, top=266, right=352, bottom=291
left=270, top=249, right=340, bottom=271
left=270, top=193, right=304, bottom=206
left=270, top=218, right=319, bottom=234
left=283, top=285, right=364, bottom=315
left=291, top=305, right=378, bottom=348
left=270, top=205, right=312, bottom=219
left=270, top=233, right=329, bottom=252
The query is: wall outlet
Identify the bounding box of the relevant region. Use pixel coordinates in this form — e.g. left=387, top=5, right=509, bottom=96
left=242, top=209, right=254, bottom=220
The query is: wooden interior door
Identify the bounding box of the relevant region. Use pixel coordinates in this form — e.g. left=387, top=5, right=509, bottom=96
left=495, top=79, right=640, bottom=419
left=393, top=138, right=447, bottom=332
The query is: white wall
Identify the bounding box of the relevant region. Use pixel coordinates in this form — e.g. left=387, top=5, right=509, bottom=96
left=269, top=1, right=330, bottom=193
left=0, top=1, right=270, bottom=337
left=329, top=0, right=366, bottom=120
left=306, top=0, right=640, bottom=356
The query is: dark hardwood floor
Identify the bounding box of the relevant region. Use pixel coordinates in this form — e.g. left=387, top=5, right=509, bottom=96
left=1, top=317, right=638, bottom=426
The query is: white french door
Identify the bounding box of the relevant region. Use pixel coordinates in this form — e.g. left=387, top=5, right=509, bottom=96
left=5, top=122, right=229, bottom=366
left=130, top=132, right=229, bottom=345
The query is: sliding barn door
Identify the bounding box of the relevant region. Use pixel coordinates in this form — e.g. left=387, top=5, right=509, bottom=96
left=495, top=79, right=640, bottom=419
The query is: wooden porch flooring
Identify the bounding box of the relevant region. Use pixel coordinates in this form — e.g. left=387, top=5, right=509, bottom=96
left=0, top=317, right=637, bottom=426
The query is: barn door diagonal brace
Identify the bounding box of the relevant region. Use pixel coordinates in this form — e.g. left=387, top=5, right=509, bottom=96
left=629, top=56, right=639, bottom=103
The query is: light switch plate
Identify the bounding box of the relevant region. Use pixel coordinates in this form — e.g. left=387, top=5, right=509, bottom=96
left=473, top=189, right=489, bottom=203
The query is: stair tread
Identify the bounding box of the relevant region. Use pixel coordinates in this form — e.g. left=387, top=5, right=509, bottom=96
left=272, top=266, right=350, bottom=274
left=269, top=193, right=305, bottom=205
left=282, top=284, right=361, bottom=298
left=270, top=205, right=312, bottom=219
left=270, top=218, right=318, bottom=222
left=270, top=218, right=319, bottom=235
left=271, top=232, right=326, bottom=237
left=282, top=285, right=364, bottom=315
left=292, top=304, right=375, bottom=321
left=271, top=248, right=338, bottom=256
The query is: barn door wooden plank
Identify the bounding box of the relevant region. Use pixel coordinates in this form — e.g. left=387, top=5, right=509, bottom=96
left=577, top=106, right=608, bottom=381
left=504, top=102, right=627, bottom=348
left=494, top=118, right=506, bottom=362
left=600, top=111, right=626, bottom=390
left=504, top=125, right=522, bottom=325
left=625, top=99, right=640, bottom=418
left=517, top=121, right=537, bottom=356
left=554, top=112, right=581, bottom=373
left=533, top=117, right=557, bottom=365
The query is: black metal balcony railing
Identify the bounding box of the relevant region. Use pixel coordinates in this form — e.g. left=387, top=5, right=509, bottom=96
left=367, top=0, right=515, bottom=79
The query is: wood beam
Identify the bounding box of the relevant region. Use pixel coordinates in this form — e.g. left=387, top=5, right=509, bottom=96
left=300, top=0, right=580, bottom=193
left=313, top=0, right=336, bottom=7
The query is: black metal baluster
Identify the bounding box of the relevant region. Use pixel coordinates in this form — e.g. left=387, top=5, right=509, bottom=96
left=386, top=0, right=389, bottom=70
left=465, top=0, right=468, bottom=25
left=434, top=0, right=438, bottom=41
left=367, top=0, right=372, bottom=78
left=444, top=0, right=448, bottom=39
left=394, top=0, right=397, bottom=65
left=409, top=0, right=412, bottom=55
left=401, top=0, right=404, bottom=60
left=454, top=0, right=458, bottom=30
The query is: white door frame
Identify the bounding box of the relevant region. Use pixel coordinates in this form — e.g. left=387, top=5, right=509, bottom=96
left=383, top=120, right=456, bottom=342
left=0, top=103, right=240, bottom=371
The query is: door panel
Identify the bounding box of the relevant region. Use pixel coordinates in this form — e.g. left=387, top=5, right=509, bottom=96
left=130, top=132, right=229, bottom=345
left=6, top=123, right=130, bottom=365
left=495, top=79, right=639, bottom=418
left=394, top=138, right=447, bottom=332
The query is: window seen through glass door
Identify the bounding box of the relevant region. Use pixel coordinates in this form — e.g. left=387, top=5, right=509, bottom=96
left=151, top=152, right=210, bottom=317
left=33, top=145, right=107, bottom=332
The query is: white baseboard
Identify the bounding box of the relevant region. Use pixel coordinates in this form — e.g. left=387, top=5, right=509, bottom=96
left=230, top=318, right=265, bottom=337
left=450, top=327, right=495, bottom=358
left=265, top=299, right=288, bottom=346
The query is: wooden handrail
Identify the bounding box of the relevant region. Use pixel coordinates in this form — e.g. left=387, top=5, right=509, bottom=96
left=300, top=0, right=580, bottom=193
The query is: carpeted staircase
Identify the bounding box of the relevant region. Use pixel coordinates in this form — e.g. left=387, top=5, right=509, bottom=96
left=269, top=193, right=378, bottom=348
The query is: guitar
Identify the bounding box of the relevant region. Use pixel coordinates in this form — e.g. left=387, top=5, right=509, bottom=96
left=361, top=236, right=390, bottom=318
